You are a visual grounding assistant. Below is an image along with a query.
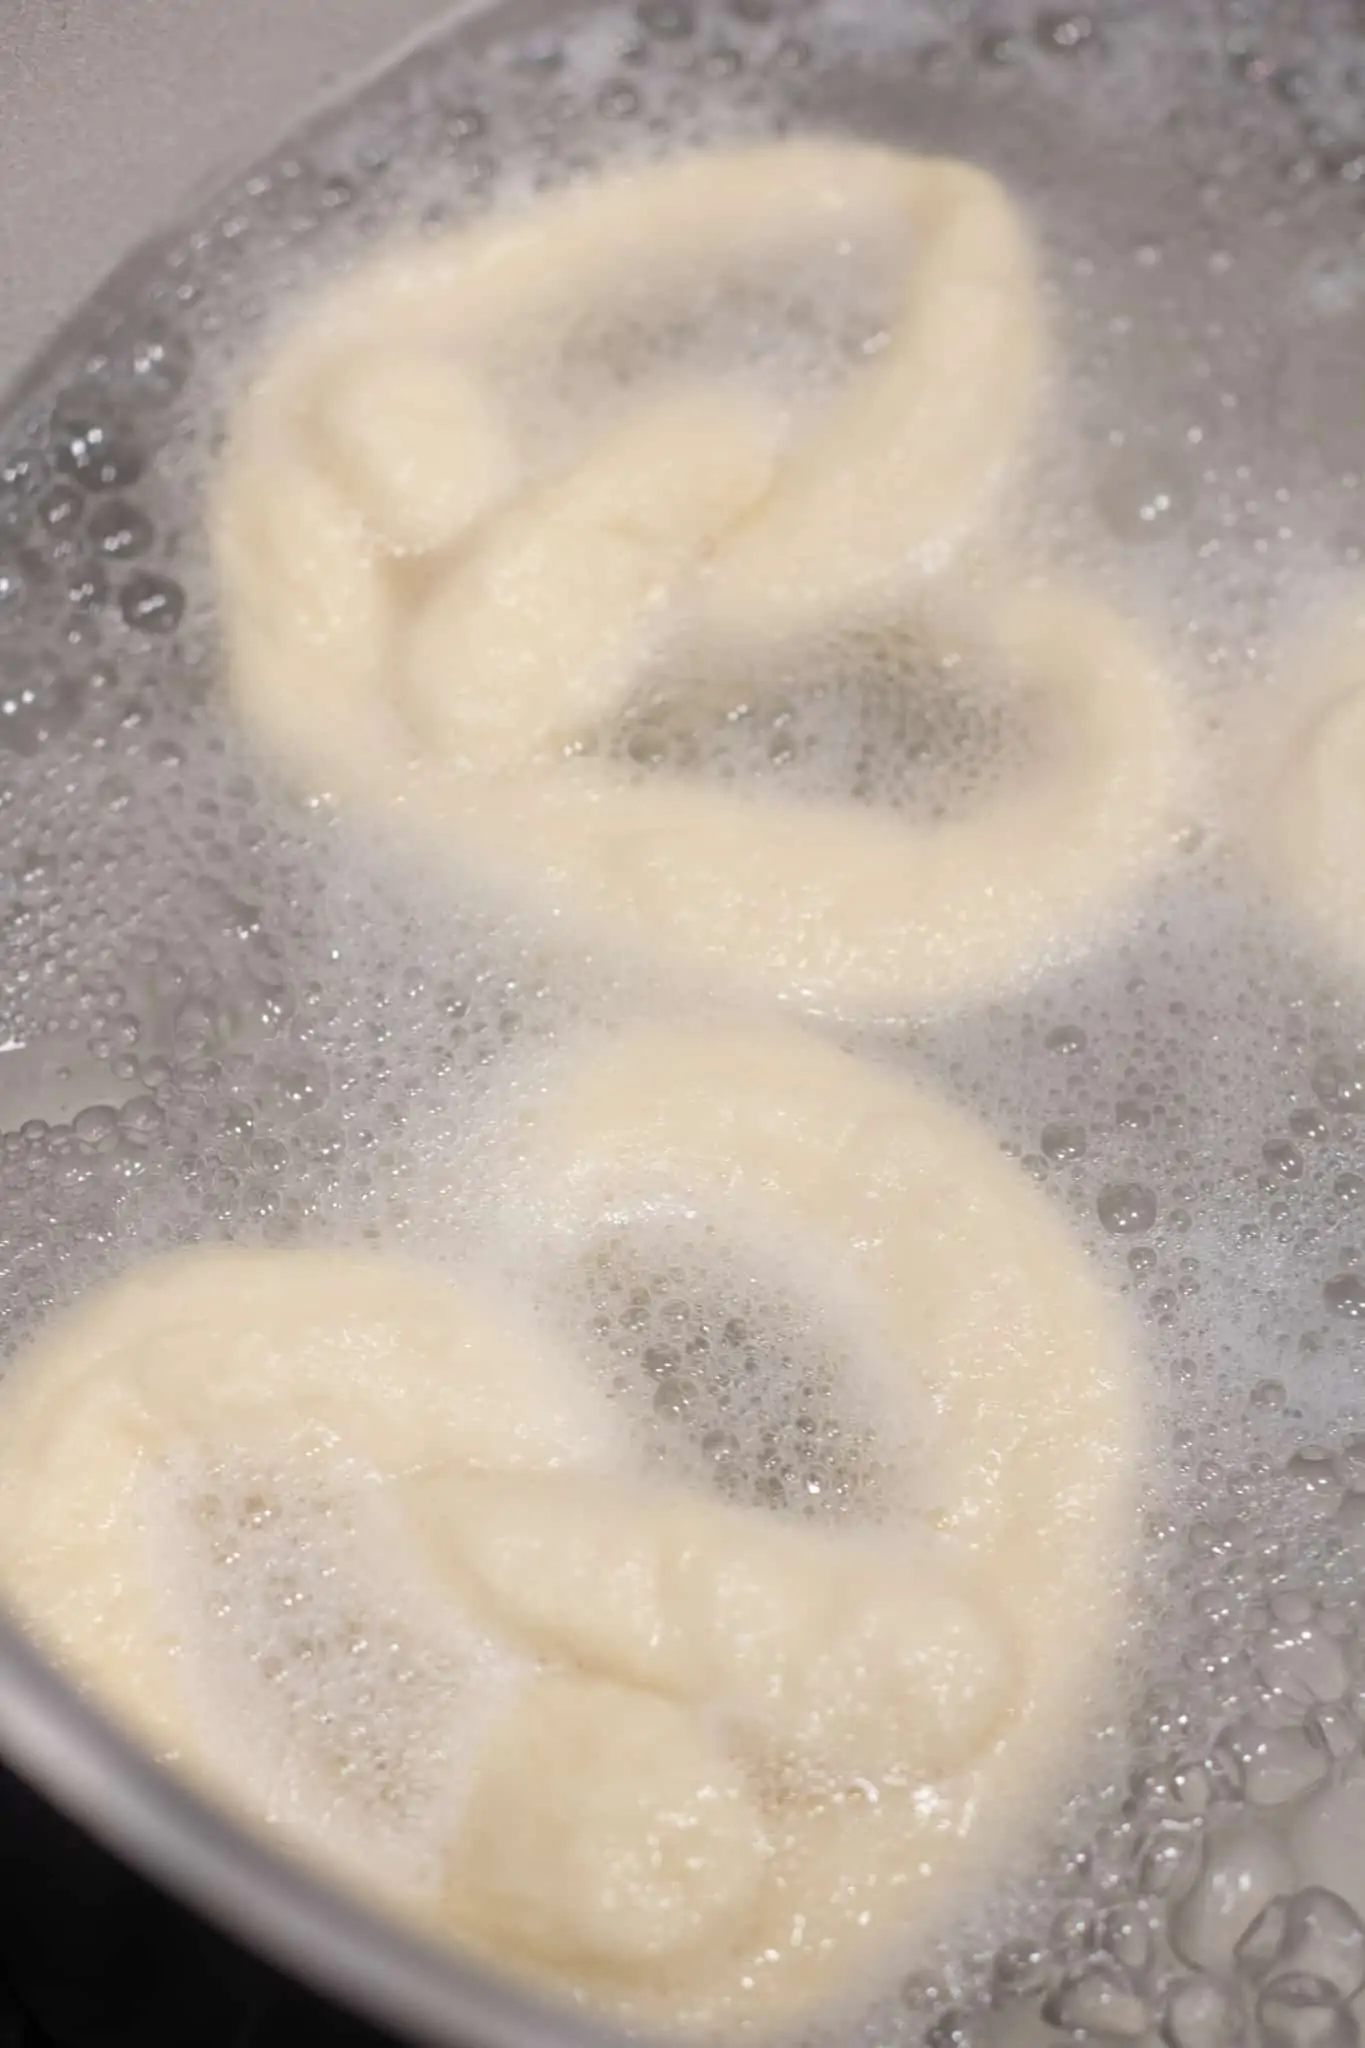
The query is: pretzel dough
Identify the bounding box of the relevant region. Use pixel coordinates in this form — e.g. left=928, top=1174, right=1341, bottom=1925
left=409, top=1470, right=1009, bottom=1784
left=0, top=1245, right=771, bottom=1993
left=0, top=1027, right=1137, bottom=2030
left=404, top=1018, right=1139, bottom=2026
left=0, top=1248, right=618, bottom=1767
left=214, top=139, right=1191, bottom=1018
left=1254, top=596, right=1365, bottom=979
left=405, top=577, right=1187, bottom=1016
left=503, top=1017, right=1136, bottom=1583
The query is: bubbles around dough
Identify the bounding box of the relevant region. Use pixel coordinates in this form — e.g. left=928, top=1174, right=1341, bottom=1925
left=450, top=1674, right=771, bottom=1977
left=0, top=1247, right=620, bottom=1771
left=0, top=1020, right=1139, bottom=2032
left=1251, top=595, right=1365, bottom=981
left=404, top=1017, right=1140, bottom=2029
left=401, top=577, right=1191, bottom=1018
left=213, top=139, right=1192, bottom=1019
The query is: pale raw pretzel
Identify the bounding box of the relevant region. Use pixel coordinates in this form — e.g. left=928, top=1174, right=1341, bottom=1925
left=214, top=138, right=1192, bottom=1018
left=0, top=1023, right=1138, bottom=2033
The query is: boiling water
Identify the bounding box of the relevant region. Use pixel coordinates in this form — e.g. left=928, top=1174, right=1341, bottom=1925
left=5, top=0, right=1365, bottom=2040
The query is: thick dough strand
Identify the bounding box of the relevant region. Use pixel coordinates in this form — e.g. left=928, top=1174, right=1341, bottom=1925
left=214, top=139, right=1191, bottom=1018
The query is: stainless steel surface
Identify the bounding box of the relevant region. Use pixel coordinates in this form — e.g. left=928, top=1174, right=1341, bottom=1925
left=0, top=0, right=455, bottom=392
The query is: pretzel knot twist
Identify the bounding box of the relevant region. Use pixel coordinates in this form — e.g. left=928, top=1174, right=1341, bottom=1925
left=0, top=1023, right=1136, bottom=2033
left=1247, top=595, right=1365, bottom=984
left=215, top=139, right=1191, bottom=1019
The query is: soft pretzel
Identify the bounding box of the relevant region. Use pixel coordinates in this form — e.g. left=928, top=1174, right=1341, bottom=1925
left=214, top=139, right=1191, bottom=1018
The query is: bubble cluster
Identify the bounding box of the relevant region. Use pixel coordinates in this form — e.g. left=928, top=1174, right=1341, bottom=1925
left=608, top=620, right=1041, bottom=821
left=159, top=1449, right=515, bottom=1902
left=557, top=1217, right=899, bottom=1521
left=2, top=0, right=1365, bottom=2039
